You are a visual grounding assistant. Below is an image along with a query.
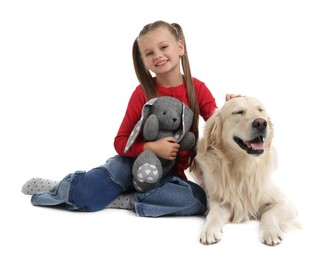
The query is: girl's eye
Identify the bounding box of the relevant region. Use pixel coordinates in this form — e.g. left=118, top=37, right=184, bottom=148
left=145, top=52, right=153, bottom=57
left=232, top=110, right=244, bottom=115
left=161, top=45, right=168, bottom=50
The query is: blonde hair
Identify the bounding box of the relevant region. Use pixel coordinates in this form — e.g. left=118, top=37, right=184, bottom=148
left=132, top=20, right=199, bottom=168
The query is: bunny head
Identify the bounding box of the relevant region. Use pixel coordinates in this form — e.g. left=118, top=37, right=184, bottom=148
left=150, top=97, right=183, bottom=131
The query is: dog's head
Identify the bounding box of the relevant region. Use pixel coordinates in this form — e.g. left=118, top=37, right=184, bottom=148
left=200, top=96, right=273, bottom=156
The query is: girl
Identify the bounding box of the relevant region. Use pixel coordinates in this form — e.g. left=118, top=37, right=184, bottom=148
left=22, top=20, right=236, bottom=216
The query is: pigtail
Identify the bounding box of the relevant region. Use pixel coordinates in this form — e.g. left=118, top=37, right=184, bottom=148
left=132, top=36, right=158, bottom=101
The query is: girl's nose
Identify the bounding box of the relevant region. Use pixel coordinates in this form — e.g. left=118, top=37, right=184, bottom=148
left=154, top=51, right=162, bottom=60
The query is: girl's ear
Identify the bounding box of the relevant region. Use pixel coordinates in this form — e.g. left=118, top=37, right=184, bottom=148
left=178, top=40, right=185, bottom=56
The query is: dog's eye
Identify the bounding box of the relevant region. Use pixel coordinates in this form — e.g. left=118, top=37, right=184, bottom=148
left=232, top=110, right=244, bottom=115
left=256, top=106, right=265, bottom=113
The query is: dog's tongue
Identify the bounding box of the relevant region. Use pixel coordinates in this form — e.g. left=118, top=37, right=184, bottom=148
left=245, top=140, right=265, bottom=151
left=251, top=142, right=264, bottom=150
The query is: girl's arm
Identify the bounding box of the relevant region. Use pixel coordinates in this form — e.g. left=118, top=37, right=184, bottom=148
left=194, top=78, right=218, bottom=121
left=114, top=86, right=147, bottom=157
left=144, top=137, right=180, bottom=160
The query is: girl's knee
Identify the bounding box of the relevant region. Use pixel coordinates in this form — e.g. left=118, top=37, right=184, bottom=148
left=186, top=180, right=207, bottom=207
left=102, top=155, right=134, bottom=190
left=70, top=167, right=123, bottom=212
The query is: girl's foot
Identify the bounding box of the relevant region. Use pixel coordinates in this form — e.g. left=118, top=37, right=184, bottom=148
left=106, top=193, right=135, bottom=210
left=21, top=178, right=57, bottom=195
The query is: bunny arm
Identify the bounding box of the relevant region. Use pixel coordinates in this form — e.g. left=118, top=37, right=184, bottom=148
left=143, top=114, right=159, bottom=141
left=178, top=131, right=196, bottom=151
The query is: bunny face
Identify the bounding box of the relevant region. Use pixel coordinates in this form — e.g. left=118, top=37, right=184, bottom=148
left=150, top=97, right=183, bottom=131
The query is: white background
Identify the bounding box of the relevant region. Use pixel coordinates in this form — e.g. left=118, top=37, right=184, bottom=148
left=1, top=0, right=324, bottom=259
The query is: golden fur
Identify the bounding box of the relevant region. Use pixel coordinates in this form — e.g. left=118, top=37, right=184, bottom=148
left=193, top=96, right=299, bottom=246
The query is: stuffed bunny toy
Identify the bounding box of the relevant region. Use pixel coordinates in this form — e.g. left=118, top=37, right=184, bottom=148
left=124, top=96, right=196, bottom=192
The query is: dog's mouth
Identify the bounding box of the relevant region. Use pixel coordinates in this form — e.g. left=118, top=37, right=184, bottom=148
left=233, top=135, right=265, bottom=155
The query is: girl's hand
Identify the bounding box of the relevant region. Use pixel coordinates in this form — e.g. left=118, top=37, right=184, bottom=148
left=144, top=137, right=180, bottom=160
left=225, top=93, right=242, bottom=101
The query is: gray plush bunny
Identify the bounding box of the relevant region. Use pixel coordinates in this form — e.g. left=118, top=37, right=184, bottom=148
left=124, top=96, right=195, bottom=192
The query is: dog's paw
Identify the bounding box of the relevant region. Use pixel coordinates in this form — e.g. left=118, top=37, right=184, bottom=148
left=200, top=226, right=223, bottom=245
left=261, top=226, right=284, bottom=246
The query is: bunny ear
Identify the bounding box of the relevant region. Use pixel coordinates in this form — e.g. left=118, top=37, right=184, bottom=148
left=175, top=103, right=194, bottom=142
left=124, top=98, right=158, bottom=153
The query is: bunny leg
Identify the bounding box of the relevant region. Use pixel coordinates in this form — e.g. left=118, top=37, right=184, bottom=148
left=132, top=150, right=163, bottom=192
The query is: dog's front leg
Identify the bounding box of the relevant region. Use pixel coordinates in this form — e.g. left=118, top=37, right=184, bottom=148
left=200, top=201, right=231, bottom=245
left=260, top=198, right=298, bottom=246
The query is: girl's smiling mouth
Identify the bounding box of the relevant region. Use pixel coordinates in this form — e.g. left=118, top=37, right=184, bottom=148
left=155, top=60, right=168, bottom=67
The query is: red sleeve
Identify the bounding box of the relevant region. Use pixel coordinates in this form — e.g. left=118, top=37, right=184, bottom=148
left=114, top=86, right=147, bottom=157
left=193, top=78, right=218, bottom=121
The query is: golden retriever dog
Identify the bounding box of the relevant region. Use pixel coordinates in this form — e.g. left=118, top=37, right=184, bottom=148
left=193, top=96, right=299, bottom=246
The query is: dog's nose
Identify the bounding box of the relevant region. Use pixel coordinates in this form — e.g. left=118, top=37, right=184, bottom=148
left=252, top=118, right=267, bottom=131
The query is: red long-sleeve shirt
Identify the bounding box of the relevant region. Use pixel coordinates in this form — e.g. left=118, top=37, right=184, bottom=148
left=114, top=77, right=217, bottom=179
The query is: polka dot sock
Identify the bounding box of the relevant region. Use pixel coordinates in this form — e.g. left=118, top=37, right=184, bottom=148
left=21, top=178, right=58, bottom=195
left=106, top=193, right=135, bottom=210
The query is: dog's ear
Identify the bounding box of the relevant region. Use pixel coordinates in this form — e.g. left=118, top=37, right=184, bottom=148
left=199, top=111, right=222, bottom=153
left=124, top=98, right=158, bottom=153
left=265, top=116, right=274, bottom=149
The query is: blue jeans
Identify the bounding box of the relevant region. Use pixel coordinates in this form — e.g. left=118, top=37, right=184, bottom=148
left=31, top=155, right=207, bottom=217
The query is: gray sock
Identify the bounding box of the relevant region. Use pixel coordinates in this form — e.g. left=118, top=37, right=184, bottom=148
left=106, top=193, right=135, bottom=210
left=21, top=178, right=58, bottom=195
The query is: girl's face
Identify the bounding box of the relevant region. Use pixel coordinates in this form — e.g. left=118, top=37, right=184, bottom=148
left=138, top=27, right=184, bottom=77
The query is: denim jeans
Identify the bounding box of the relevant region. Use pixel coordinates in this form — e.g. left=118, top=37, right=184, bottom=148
left=31, top=155, right=207, bottom=217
